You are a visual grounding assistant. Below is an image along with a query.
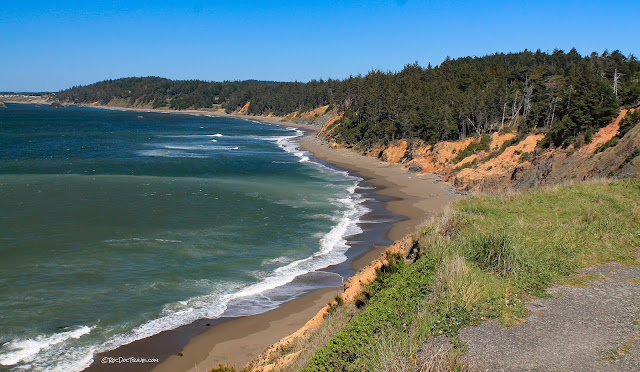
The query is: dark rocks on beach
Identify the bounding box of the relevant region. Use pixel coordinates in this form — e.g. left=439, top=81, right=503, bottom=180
left=407, top=164, right=423, bottom=173
left=0, top=101, right=6, bottom=108
left=49, top=102, right=64, bottom=108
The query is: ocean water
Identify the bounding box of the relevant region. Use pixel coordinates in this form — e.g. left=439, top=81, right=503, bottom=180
left=0, top=104, right=370, bottom=371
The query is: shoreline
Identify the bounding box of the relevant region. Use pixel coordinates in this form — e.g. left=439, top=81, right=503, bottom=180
left=152, top=113, right=460, bottom=371
left=46, top=103, right=460, bottom=371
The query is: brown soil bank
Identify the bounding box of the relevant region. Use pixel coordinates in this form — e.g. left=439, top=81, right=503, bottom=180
left=145, top=111, right=459, bottom=372
left=334, top=108, right=640, bottom=193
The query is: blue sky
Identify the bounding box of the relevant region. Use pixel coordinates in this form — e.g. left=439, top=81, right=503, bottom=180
left=1, top=0, right=638, bottom=92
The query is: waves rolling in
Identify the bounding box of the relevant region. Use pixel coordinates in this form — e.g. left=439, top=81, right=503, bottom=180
left=0, top=105, right=375, bottom=371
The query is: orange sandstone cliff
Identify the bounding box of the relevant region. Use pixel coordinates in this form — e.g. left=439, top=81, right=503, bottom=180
left=327, top=108, right=640, bottom=193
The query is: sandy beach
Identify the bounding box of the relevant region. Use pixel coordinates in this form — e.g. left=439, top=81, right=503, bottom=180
left=150, top=116, right=458, bottom=371
left=59, top=106, right=460, bottom=372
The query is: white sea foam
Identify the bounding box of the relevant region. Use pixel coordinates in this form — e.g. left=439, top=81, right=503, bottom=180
left=229, top=126, right=310, bottom=163
left=0, top=326, right=93, bottom=369
left=73, top=122, right=371, bottom=369
left=137, top=149, right=209, bottom=158
left=262, top=256, right=295, bottom=266
left=158, top=134, right=223, bottom=138
left=91, top=171, right=369, bottom=368
left=162, top=145, right=238, bottom=151
left=273, top=128, right=310, bottom=162
left=98, top=287, right=233, bottom=354
left=104, top=238, right=183, bottom=244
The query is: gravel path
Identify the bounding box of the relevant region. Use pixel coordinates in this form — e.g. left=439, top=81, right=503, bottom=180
left=459, top=262, right=640, bottom=371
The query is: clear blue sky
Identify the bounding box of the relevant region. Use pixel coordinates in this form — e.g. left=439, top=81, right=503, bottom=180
left=1, top=0, right=638, bottom=92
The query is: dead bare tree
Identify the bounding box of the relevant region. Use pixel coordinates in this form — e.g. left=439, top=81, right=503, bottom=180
left=500, top=102, right=507, bottom=131
left=566, top=85, right=573, bottom=110
left=544, top=97, right=558, bottom=129
left=613, top=69, right=624, bottom=99
left=522, top=85, right=533, bottom=124
left=508, top=91, right=521, bottom=128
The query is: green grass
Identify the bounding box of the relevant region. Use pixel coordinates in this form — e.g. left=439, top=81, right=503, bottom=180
left=453, top=134, right=492, bottom=163
left=484, top=136, right=521, bottom=162
left=454, top=159, right=478, bottom=171
left=302, top=179, right=640, bottom=371
left=561, top=273, right=605, bottom=287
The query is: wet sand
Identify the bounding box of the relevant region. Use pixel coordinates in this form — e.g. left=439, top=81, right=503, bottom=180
left=151, top=127, right=459, bottom=371
left=81, top=108, right=459, bottom=372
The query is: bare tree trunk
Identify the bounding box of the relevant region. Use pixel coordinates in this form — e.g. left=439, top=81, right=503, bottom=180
left=550, top=98, right=557, bottom=128
left=509, top=92, right=522, bottom=128
left=523, top=86, right=533, bottom=124
left=613, top=69, right=624, bottom=99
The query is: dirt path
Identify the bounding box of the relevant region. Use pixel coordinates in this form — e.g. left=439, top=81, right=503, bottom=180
left=459, top=262, right=640, bottom=371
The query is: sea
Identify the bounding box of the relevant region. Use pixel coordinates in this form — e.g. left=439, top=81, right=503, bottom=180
left=0, top=103, right=391, bottom=371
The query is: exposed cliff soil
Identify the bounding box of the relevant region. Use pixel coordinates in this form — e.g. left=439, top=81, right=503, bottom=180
left=238, top=101, right=251, bottom=113
left=232, top=103, right=344, bottom=132
left=247, top=236, right=415, bottom=372
left=331, top=108, right=640, bottom=193
left=507, top=109, right=640, bottom=190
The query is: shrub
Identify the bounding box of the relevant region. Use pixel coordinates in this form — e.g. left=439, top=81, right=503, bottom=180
left=467, top=233, right=523, bottom=277
left=454, top=134, right=492, bottom=163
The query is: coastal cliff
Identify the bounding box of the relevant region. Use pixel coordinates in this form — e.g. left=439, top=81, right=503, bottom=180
left=247, top=236, right=415, bottom=371
left=320, top=107, right=640, bottom=193
left=242, top=179, right=640, bottom=371
left=46, top=50, right=640, bottom=370
left=60, top=96, right=640, bottom=195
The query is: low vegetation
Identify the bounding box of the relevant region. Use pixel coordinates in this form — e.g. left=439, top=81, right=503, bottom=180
left=597, top=110, right=640, bottom=153
left=453, top=134, right=492, bottom=163
left=294, top=179, right=640, bottom=371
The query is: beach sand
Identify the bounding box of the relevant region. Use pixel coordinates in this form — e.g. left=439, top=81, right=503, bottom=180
left=151, top=126, right=458, bottom=371
left=80, top=108, right=460, bottom=372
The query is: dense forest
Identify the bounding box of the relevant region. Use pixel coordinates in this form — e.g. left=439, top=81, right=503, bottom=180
left=56, top=49, right=640, bottom=149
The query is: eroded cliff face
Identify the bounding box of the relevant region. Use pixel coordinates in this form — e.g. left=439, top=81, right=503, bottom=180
left=247, top=236, right=415, bottom=372
left=322, top=108, right=640, bottom=193
left=234, top=103, right=345, bottom=133
left=243, top=109, right=639, bottom=371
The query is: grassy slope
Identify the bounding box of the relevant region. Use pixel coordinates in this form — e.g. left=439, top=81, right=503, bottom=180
left=299, top=179, right=640, bottom=371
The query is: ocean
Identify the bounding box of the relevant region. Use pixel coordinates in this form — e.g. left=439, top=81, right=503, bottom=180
left=0, top=103, right=382, bottom=371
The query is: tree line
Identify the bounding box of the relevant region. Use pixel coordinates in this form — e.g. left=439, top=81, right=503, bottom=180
left=56, top=49, right=640, bottom=149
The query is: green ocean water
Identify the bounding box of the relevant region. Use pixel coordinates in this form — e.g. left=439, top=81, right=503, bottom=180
left=0, top=104, right=369, bottom=371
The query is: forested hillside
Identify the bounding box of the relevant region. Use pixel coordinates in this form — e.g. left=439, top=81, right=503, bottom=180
left=56, top=49, right=640, bottom=150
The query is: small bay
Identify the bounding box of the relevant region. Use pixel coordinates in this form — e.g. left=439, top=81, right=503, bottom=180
left=0, top=104, right=369, bottom=371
